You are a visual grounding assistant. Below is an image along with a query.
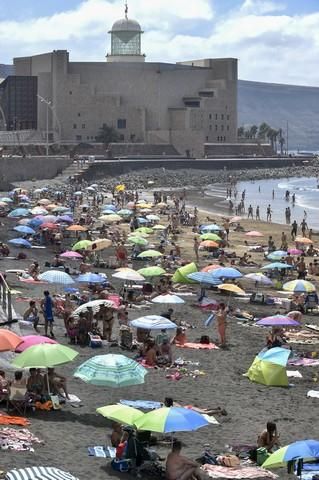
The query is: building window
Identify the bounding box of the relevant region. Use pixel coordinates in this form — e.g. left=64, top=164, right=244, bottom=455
left=215, top=125, right=218, bottom=131
left=221, top=114, right=224, bottom=120
left=78, top=113, right=81, bottom=117
left=119, top=134, right=125, bottom=141
left=117, top=119, right=127, bottom=129
left=227, top=114, right=230, bottom=120
left=209, top=114, right=212, bottom=120
left=82, top=124, right=86, bottom=129
left=73, top=124, right=77, bottom=129
left=217, top=136, right=220, bottom=141
left=209, top=125, right=212, bottom=131
left=227, top=125, right=230, bottom=131
left=76, top=135, right=82, bottom=141
left=87, top=136, right=90, bottom=140
left=206, top=136, right=209, bottom=142
left=215, top=114, right=218, bottom=120
left=69, top=91, right=72, bottom=95
left=221, top=125, right=224, bottom=131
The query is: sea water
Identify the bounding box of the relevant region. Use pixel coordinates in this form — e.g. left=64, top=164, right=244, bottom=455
left=233, top=176, right=319, bottom=230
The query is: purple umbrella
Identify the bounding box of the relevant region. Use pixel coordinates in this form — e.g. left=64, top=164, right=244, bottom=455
left=256, top=314, right=300, bottom=327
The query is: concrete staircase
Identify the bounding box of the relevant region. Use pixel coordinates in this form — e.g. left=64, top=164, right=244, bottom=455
left=56, top=160, right=91, bottom=180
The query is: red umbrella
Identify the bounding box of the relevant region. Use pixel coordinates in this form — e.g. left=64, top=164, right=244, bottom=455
left=40, top=223, right=59, bottom=230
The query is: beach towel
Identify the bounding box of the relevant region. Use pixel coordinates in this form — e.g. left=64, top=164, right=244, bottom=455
left=66, top=394, right=82, bottom=404
left=202, top=464, right=278, bottom=479
left=288, top=358, right=319, bottom=367
left=120, top=399, right=162, bottom=410
left=0, top=428, right=42, bottom=452
left=176, top=342, right=219, bottom=350
left=287, top=370, right=303, bottom=378
left=88, top=446, right=116, bottom=458
left=0, top=415, right=30, bottom=427
left=307, top=390, right=319, bottom=399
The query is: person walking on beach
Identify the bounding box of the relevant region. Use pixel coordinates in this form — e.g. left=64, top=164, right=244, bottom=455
left=272, top=189, right=275, bottom=199
left=41, top=291, right=55, bottom=338
left=291, top=220, right=298, bottom=240
left=247, top=204, right=253, bottom=219
left=223, top=219, right=230, bottom=240
left=193, top=237, right=200, bottom=263
left=255, top=205, right=260, bottom=220
left=301, top=218, right=308, bottom=237
left=216, top=303, right=228, bottom=347
left=266, top=204, right=272, bottom=222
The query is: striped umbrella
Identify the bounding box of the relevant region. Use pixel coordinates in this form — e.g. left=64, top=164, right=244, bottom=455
left=283, top=279, right=316, bottom=293
left=74, top=354, right=147, bottom=387
left=72, top=299, right=115, bottom=316
left=38, top=270, right=75, bottom=285
left=5, top=466, right=79, bottom=480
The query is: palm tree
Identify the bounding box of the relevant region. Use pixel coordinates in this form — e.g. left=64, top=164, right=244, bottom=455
left=237, top=126, right=245, bottom=138
left=96, top=124, right=120, bottom=145
left=250, top=125, right=258, bottom=139
left=258, top=122, right=271, bottom=141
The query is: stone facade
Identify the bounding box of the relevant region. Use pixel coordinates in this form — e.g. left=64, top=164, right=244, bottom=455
left=14, top=50, right=237, bottom=157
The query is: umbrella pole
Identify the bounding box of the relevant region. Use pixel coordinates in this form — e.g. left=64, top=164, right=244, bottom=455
left=46, top=368, right=51, bottom=396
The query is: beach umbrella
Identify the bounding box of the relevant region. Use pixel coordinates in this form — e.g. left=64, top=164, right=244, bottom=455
left=130, top=315, right=177, bottom=330
left=245, top=231, right=264, bottom=237
left=59, top=251, right=83, bottom=259
left=8, top=238, right=32, bottom=248
left=5, top=466, right=80, bottom=480
left=137, top=249, right=162, bottom=258
left=118, top=209, right=133, bottom=216
left=0, top=201, right=9, bottom=208
left=283, top=279, right=316, bottom=293
left=244, top=273, right=273, bottom=286
left=146, top=214, right=160, bottom=221
left=38, top=198, right=51, bottom=205
left=12, top=343, right=78, bottom=369
left=295, top=236, right=313, bottom=245
left=200, top=240, right=219, bottom=248
left=137, top=217, right=147, bottom=224
left=101, top=208, right=116, bottom=215
left=137, top=266, right=166, bottom=277
left=245, top=347, right=290, bottom=387
left=112, top=268, right=145, bottom=282
left=74, top=354, right=147, bottom=387
left=52, top=206, right=69, bottom=213
left=212, top=267, right=242, bottom=279
left=30, top=207, right=48, bottom=215
left=262, top=440, right=319, bottom=469
left=187, top=272, right=222, bottom=286
left=97, top=404, right=144, bottom=425
left=128, top=236, right=148, bottom=246
left=88, top=239, right=112, bottom=251
left=261, top=262, right=293, bottom=270
left=134, top=407, right=209, bottom=433
left=72, top=240, right=92, bottom=251
left=0, top=197, right=13, bottom=203
left=0, top=330, right=22, bottom=352
left=72, top=299, right=115, bottom=316
left=200, top=233, right=222, bottom=242
left=40, top=215, right=58, bottom=223
left=102, top=204, right=116, bottom=211
left=66, top=225, right=87, bottom=232
left=115, top=184, right=125, bottom=192
left=152, top=224, right=166, bottom=230
left=217, top=284, right=245, bottom=295
left=256, top=314, right=300, bottom=327
left=38, top=270, right=75, bottom=285
left=267, top=250, right=288, bottom=261
left=173, top=263, right=198, bottom=284
left=13, top=225, right=36, bottom=235
left=57, top=215, right=73, bottom=223
left=288, top=248, right=302, bottom=255
left=8, top=208, right=31, bottom=218
left=17, top=219, right=30, bottom=225
left=40, top=222, right=59, bottom=230
left=100, top=214, right=122, bottom=223
left=28, top=218, right=44, bottom=228
left=76, top=273, right=105, bottom=283
left=16, top=335, right=57, bottom=353
left=135, top=227, right=154, bottom=234
left=201, top=264, right=221, bottom=273
left=152, top=294, right=185, bottom=304
left=200, top=224, right=222, bottom=233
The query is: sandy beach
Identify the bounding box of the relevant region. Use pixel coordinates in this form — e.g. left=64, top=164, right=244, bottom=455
left=0, top=165, right=318, bottom=480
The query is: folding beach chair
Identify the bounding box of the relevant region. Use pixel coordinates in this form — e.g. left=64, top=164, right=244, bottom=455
left=7, top=386, right=28, bottom=416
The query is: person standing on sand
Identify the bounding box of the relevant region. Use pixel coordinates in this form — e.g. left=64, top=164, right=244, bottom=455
left=223, top=219, right=230, bottom=240
left=255, top=206, right=260, bottom=220
left=216, top=303, right=227, bottom=347
left=301, top=218, right=308, bottom=237
left=193, top=237, right=200, bottom=262
left=291, top=220, right=298, bottom=240
left=266, top=204, right=272, bottom=222
left=41, top=291, right=55, bottom=338
left=247, top=204, right=253, bottom=219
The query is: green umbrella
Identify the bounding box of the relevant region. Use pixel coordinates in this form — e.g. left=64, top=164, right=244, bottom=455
left=137, top=249, right=162, bottom=258
left=200, top=233, right=222, bottom=242
left=128, top=236, right=148, bottom=246
left=96, top=404, right=144, bottom=425
left=74, top=354, right=147, bottom=387
left=12, top=343, right=78, bottom=368
left=135, top=227, right=154, bottom=234
left=137, top=266, right=166, bottom=277
left=72, top=240, right=92, bottom=251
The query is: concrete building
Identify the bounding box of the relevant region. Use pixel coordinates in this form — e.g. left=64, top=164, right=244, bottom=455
left=12, top=11, right=238, bottom=157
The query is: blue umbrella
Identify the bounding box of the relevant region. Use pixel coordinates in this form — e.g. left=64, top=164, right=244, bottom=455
left=263, top=439, right=319, bottom=468
left=0, top=197, right=13, bottom=203
left=200, top=224, right=222, bottom=233
left=103, top=204, right=116, bottom=211
left=76, top=273, right=105, bottom=283
left=134, top=407, right=209, bottom=433
left=57, top=215, right=73, bottom=223
left=13, top=225, right=36, bottom=235
left=211, top=267, right=242, bottom=279
left=267, top=250, right=288, bottom=261
left=28, top=218, right=44, bottom=228
left=187, top=272, right=222, bottom=285
left=64, top=287, right=79, bottom=293
left=38, top=270, right=75, bottom=285
left=130, top=315, right=177, bottom=330
left=137, top=217, right=148, bottom=224
left=8, top=238, right=32, bottom=248
left=8, top=208, right=31, bottom=218
left=261, top=262, right=293, bottom=270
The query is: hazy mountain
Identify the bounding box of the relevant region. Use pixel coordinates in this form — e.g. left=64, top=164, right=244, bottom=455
left=238, top=80, right=319, bottom=151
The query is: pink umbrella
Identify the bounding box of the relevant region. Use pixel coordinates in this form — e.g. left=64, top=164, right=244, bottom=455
left=60, top=251, right=83, bottom=259
left=15, top=335, right=57, bottom=353
left=288, top=248, right=303, bottom=255
left=245, top=231, right=264, bottom=237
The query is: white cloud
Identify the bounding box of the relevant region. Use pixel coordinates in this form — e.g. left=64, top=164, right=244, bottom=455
left=0, top=0, right=318, bottom=86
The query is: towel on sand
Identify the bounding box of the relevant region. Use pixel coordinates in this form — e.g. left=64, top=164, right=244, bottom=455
left=307, top=390, right=319, bottom=398
left=176, top=342, right=219, bottom=350
left=286, top=370, right=303, bottom=378
left=120, top=399, right=162, bottom=410
left=88, top=446, right=116, bottom=458
left=202, top=464, right=278, bottom=479
left=288, top=358, right=319, bottom=367
left=0, top=415, right=30, bottom=426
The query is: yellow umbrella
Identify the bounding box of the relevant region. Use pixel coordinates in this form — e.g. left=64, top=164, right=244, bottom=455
left=115, top=184, right=125, bottom=192
left=88, top=239, right=112, bottom=251
left=217, top=284, right=245, bottom=295
left=99, top=214, right=122, bottom=223
left=153, top=225, right=166, bottom=230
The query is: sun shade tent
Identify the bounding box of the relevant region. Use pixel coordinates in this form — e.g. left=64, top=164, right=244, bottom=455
left=262, top=439, right=319, bottom=469
left=172, top=262, right=198, bottom=284
left=245, top=347, right=290, bottom=387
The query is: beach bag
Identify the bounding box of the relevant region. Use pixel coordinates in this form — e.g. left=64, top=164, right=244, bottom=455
left=200, top=335, right=210, bottom=344
left=256, top=447, right=270, bottom=466
left=50, top=395, right=61, bottom=410
left=219, top=455, right=240, bottom=467
left=111, top=459, right=131, bottom=472
left=88, top=333, right=102, bottom=348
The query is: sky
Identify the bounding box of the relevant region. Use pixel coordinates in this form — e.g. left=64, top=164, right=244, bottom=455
left=0, top=0, right=319, bottom=86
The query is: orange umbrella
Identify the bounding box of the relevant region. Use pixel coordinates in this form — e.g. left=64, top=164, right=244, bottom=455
left=66, top=225, right=88, bottom=232
left=295, top=236, right=313, bottom=245
left=201, top=264, right=221, bottom=272
left=40, top=223, right=59, bottom=230
left=0, top=330, right=22, bottom=352
left=200, top=240, right=219, bottom=248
